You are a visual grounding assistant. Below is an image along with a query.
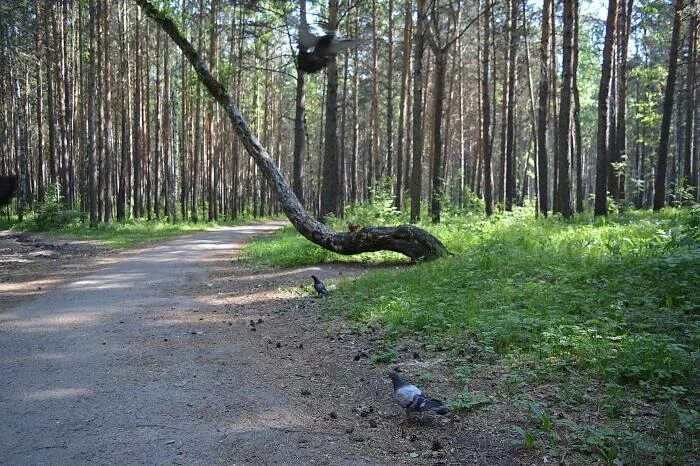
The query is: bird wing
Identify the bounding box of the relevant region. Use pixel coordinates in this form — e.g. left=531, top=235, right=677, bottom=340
left=394, top=384, right=422, bottom=409
left=298, top=25, right=320, bottom=51
left=418, top=396, right=450, bottom=414
left=329, top=38, right=363, bottom=53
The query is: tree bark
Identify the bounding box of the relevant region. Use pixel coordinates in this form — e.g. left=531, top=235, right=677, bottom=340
left=395, top=0, right=412, bottom=211
left=594, top=0, right=618, bottom=216
left=505, top=0, right=519, bottom=211
left=320, top=0, right=341, bottom=221
left=611, top=0, right=633, bottom=202
left=653, top=0, right=684, bottom=210
left=557, top=0, right=574, bottom=218
left=293, top=0, right=307, bottom=206
left=102, top=0, right=113, bottom=223
left=410, top=0, right=427, bottom=223
left=684, top=4, right=697, bottom=194
left=88, top=0, right=98, bottom=226
left=573, top=0, right=584, bottom=213
left=430, top=51, right=447, bottom=224
left=386, top=0, right=395, bottom=182
left=135, top=0, right=449, bottom=261
left=482, top=0, right=494, bottom=216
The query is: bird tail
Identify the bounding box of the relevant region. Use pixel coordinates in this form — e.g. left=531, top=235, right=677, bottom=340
left=424, top=398, right=450, bottom=415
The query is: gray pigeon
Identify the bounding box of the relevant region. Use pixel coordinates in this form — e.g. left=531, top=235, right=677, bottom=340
left=311, top=275, right=329, bottom=297
left=389, top=371, right=450, bottom=417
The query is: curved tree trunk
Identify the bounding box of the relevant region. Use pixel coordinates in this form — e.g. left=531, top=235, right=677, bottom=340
left=134, top=0, right=449, bottom=262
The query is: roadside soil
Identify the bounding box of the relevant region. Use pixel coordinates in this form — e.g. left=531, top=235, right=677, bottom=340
left=0, top=224, right=539, bottom=465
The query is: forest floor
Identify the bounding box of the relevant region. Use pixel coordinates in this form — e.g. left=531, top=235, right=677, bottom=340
left=0, top=223, right=539, bottom=466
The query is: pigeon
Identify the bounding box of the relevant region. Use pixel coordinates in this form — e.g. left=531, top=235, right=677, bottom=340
left=297, top=24, right=362, bottom=74
left=389, top=370, right=450, bottom=418
left=311, top=275, right=329, bottom=297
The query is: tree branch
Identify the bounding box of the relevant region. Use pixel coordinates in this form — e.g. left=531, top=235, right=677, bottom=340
left=134, top=0, right=450, bottom=262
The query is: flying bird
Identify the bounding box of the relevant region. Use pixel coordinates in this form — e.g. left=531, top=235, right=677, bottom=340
left=297, top=24, right=362, bottom=74
left=389, top=370, right=450, bottom=418
left=311, top=275, right=329, bottom=297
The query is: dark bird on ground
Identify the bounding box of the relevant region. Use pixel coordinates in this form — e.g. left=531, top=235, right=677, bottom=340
left=311, top=275, right=329, bottom=297
left=297, top=24, right=361, bottom=74
left=389, top=370, right=450, bottom=418
left=0, top=176, right=18, bottom=207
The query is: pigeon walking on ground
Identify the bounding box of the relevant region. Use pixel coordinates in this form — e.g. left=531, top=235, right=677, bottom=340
left=389, top=370, right=450, bottom=418
left=311, top=275, right=329, bottom=297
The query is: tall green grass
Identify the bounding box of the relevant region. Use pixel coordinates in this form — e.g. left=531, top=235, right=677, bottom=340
left=245, top=207, right=699, bottom=395
left=337, top=209, right=698, bottom=391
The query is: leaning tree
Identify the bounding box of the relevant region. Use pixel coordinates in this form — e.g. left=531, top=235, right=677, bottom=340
left=134, top=0, right=449, bottom=262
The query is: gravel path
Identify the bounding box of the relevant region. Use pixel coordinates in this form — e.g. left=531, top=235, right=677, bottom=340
left=1, top=223, right=522, bottom=466
left=0, top=224, right=299, bottom=465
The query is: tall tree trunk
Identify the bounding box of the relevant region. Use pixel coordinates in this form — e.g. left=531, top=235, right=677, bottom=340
left=370, top=0, right=380, bottom=192
left=293, top=0, right=307, bottom=206
left=34, top=10, right=46, bottom=204
left=351, top=12, right=359, bottom=205
left=612, top=0, right=633, bottom=202
left=395, top=0, right=412, bottom=210
left=594, top=0, right=618, bottom=216
left=44, top=3, right=57, bottom=186
left=684, top=4, right=697, bottom=194
left=320, top=0, right=340, bottom=221
left=430, top=52, right=447, bottom=224
left=482, top=1, right=495, bottom=216
left=653, top=0, right=684, bottom=210
left=102, top=0, right=112, bottom=223
left=11, top=59, right=27, bottom=220
left=133, top=7, right=144, bottom=219
left=557, top=0, right=575, bottom=218
left=136, top=0, right=449, bottom=261
left=505, top=0, right=519, bottom=211
left=207, top=0, right=218, bottom=221
left=410, top=0, right=427, bottom=223
left=573, top=0, right=584, bottom=213
left=54, top=3, right=70, bottom=206
left=87, top=0, right=98, bottom=226
left=386, top=0, right=394, bottom=182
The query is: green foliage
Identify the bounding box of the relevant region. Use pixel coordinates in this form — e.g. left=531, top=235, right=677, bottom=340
left=345, top=182, right=405, bottom=226
left=49, top=219, right=224, bottom=248
left=512, top=425, right=538, bottom=449
left=243, top=206, right=699, bottom=462
left=450, top=388, right=492, bottom=412
left=27, top=183, right=81, bottom=230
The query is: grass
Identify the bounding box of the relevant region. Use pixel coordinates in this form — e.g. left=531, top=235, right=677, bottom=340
left=2, top=211, right=282, bottom=249
left=243, top=205, right=700, bottom=464
left=44, top=219, right=228, bottom=248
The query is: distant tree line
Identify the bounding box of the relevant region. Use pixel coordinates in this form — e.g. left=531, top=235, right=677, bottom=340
left=0, top=0, right=697, bottom=226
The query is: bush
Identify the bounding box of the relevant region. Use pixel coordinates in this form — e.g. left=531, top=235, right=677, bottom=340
left=344, top=182, right=405, bottom=227
left=30, top=183, right=81, bottom=230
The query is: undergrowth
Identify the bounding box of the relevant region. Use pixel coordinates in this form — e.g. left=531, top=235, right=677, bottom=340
left=243, top=204, right=700, bottom=463
left=3, top=183, right=280, bottom=248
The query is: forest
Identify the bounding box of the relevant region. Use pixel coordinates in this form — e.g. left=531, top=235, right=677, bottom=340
left=0, top=0, right=697, bottom=226
left=0, top=0, right=699, bottom=464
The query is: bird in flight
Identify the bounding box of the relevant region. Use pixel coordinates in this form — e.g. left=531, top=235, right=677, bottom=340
left=297, top=24, right=362, bottom=74
left=389, top=370, right=450, bottom=419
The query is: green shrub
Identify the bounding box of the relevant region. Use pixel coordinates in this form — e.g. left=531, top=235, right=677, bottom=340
left=30, top=183, right=81, bottom=230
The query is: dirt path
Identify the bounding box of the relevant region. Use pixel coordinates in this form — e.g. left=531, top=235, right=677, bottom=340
left=1, top=224, right=520, bottom=465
